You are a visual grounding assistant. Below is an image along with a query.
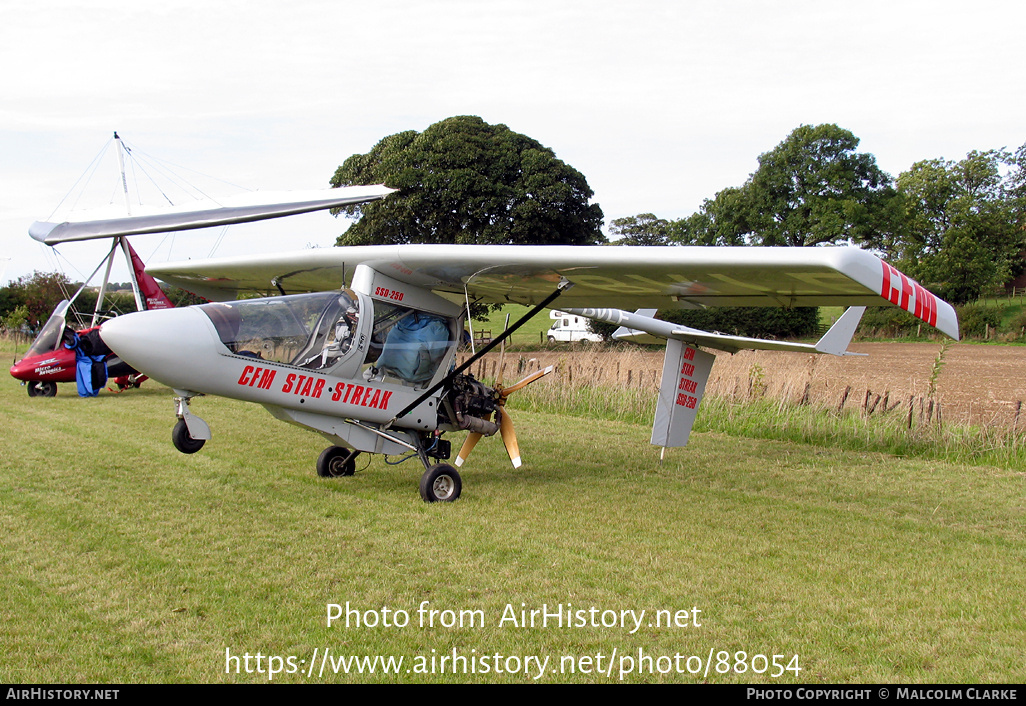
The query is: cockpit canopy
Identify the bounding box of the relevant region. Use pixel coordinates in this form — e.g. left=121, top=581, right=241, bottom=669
left=198, top=291, right=359, bottom=369
left=198, top=290, right=457, bottom=386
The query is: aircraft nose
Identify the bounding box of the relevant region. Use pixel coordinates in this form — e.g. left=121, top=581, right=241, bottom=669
left=100, top=307, right=216, bottom=388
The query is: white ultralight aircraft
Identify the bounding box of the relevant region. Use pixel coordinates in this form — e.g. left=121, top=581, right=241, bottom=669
left=39, top=189, right=959, bottom=502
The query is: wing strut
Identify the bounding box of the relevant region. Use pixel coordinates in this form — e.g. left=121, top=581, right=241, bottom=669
left=388, top=279, right=573, bottom=425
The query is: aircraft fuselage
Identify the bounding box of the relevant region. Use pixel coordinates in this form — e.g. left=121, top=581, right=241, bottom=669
left=99, top=272, right=463, bottom=436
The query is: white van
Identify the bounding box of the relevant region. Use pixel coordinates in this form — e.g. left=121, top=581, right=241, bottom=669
left=547, top=311, right=603, bottom=343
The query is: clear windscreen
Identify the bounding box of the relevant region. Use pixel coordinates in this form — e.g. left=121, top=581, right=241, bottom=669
left=24, top=300, right=71, bottom=358
left=198, top=291, right=360, bottom=369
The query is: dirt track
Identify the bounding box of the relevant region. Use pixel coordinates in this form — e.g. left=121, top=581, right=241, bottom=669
left=476, top=343, right=1026, bottom=426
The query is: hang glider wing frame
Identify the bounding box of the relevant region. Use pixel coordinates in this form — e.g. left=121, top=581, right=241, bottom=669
left=30, top=185, right=396, bottom=245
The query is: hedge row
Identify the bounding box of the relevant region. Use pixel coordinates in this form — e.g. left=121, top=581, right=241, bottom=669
left=858, top=303, right=1023, bottom=340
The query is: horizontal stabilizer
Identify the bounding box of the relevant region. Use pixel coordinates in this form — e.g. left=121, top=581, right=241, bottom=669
left=612, top=309, right=657, bottom=341
left=30, top=185, right=396, bottom=245
left=573, top=307, right=865, bottom=356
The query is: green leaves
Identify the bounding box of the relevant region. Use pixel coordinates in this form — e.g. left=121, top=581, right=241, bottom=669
left=668, top=124, right=899, bottom=249
left=330, top=116, right=604, bottom=247
left=894, top=149, right=1023, bottom=304
left=746, top=124, right=898, bottom=248
left=613, top=123, right=1026, bottom=307
left=608, top=213, right=672, bottom=246
left=2, top=271, right=74, bottom=326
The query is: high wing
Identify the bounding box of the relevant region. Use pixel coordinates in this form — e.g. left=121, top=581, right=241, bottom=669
left=29, top=185, right=395, bottom=245
left=146, top=244, right=959, bottom=339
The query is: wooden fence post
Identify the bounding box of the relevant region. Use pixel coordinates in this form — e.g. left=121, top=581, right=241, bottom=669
left=837, top=386, right=851, bottom=412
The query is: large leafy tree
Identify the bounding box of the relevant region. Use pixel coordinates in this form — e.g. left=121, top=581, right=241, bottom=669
left=892, top=149, right=1023, bottom=304
left=743, top=124, right=899, bottom=247
left=612, top=124, right=898, bottom=338
left=608, top=213, right=672, bottom=245
left=673, top=186, right=756, bottom=246
left=670, top=124, right=900, bottom=248
left=0, top=271, right=203, bottom=332
left=330, top=116, right=604, bottom=246
left=1009, top=143, right=1026, bottom=235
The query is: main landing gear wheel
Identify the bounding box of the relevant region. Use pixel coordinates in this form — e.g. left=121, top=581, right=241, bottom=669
left=27, top=381, right=57, bottom=398
left=419, top=464, right=462, bottom=503
left=317, top=446, right=358, bottom=477
left=172, top=419, right=206, bottom=454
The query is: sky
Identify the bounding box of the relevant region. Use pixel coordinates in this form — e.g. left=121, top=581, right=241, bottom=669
left=1, top=0, right=1023, bottom=286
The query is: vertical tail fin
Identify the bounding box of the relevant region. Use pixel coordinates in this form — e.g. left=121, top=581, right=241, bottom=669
left=125, top=240, right=174, bottom=310
left=814, top=306, right=865, bottom=356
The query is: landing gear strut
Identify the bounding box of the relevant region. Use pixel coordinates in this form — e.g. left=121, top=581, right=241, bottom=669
left=171, top=392, right=210, bottom=454
left=313, top=426, right=460, bottom=502
left=414, top=434, right=460, bottom=502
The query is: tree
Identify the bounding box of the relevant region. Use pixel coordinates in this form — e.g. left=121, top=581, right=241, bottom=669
left=673, top=186, right=756, bottom=246
left=744, top=124, right=900, bottom=247
left=0, top=285, right=23, bottom=324
left=329, top=116, right=605, bottom=247
left=891, top=150, right=1023, bottom=304
left=608, top=213, right=672, bottom=245
left=671, top=124, right=899, bottom=248
left=2, top=271, right=73, bottom=328
left=1008, top=142, right=1026, bottom=235
left=660, top=306, right=820, bottom=339
left=613, top=124, right=899, bottom=337
left=1, top=305, right=29, bottom=334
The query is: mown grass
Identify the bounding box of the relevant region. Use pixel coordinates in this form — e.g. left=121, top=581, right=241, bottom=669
left=471, top=304, right=552, bottom=347
left=2, top=360, right=1025, bottom=682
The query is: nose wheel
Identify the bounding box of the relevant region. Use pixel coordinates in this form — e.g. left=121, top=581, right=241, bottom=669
left=27, top=381, right=57, bottom=397
left=419, top=464, right=462, bottom=502
left=171, top=393, right=210, bottom=454
left=172, top=419, right=206, bottom=454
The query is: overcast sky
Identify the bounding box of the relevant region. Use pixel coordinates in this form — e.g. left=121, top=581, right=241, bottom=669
left=2, top=0, right=1023, bottom=285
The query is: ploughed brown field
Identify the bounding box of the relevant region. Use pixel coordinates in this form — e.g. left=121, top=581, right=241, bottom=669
left=468, top=343, right=1026, bottom=427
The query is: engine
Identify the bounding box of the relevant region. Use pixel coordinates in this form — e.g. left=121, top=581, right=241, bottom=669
left=445, top=373, right=501, bottom=436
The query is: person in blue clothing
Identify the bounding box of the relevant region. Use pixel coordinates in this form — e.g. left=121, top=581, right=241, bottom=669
left=62, top=328, right=109, bottom=397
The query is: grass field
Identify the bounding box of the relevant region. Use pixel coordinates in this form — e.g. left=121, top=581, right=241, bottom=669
left=3, top=365, right=1025, bottom=684
left=471, top=304, right=554, bottom=346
